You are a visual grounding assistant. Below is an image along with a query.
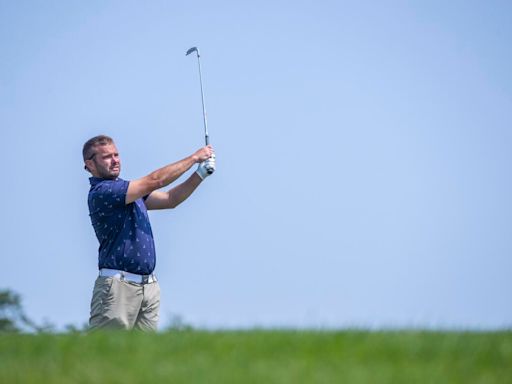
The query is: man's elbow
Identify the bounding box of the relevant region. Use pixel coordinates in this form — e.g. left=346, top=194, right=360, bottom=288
left=167, top=196, right=180, bottom=209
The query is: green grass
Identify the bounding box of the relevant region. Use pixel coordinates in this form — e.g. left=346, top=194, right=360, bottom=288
left=1, top=330, right=511, bottom=383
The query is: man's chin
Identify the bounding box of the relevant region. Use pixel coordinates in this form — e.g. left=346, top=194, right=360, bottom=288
left=99, top=170, right=120, bottom=179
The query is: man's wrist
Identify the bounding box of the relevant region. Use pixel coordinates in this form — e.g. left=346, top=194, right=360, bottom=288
left=195, top=167, right=207, bottom=180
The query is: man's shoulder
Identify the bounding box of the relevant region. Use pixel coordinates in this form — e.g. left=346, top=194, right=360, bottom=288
left=88, top=178, right=130, bottom=204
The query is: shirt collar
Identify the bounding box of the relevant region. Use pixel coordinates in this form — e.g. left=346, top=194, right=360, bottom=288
left=89, top=177, right=121, bottom=186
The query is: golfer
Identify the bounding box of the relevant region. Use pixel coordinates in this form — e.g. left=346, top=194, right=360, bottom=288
left=83, top=135, right=215, bottom=331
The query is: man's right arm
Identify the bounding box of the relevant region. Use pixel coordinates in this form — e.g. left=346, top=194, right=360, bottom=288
left=126, top=146, right=213, bottom=204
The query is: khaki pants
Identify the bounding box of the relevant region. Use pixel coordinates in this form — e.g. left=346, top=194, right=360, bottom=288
left=89, top=276, right=160, bottom=331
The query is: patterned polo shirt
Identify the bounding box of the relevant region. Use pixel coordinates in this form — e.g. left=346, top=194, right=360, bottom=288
left=88, top=177, right=156, bottom=275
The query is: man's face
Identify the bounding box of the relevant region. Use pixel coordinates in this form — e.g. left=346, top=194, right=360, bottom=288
left=86, top=143, right=121, bottom=179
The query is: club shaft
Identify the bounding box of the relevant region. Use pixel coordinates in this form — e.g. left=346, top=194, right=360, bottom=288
left=196, top=54, right=209, bottom=145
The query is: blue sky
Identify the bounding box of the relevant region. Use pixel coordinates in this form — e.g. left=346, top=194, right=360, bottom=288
left=1, top=0, right=511, bottom=330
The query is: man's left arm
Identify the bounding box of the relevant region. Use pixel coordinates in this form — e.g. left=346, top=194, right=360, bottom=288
left=144, top=158, right=215, bottom=210
left=144, top=173, right=201, bottom=210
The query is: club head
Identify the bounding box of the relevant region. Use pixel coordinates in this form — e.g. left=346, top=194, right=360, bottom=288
left=186, top=47, right=199, bottom=56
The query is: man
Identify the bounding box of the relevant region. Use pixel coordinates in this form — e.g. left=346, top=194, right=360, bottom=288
left=83, top=134, right=215, bottom=331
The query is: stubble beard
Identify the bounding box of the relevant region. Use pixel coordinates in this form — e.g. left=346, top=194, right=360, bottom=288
left=96, top=162, right=120, bottom=180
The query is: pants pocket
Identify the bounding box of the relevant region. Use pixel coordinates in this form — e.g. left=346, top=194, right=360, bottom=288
left=89, top=277, right=116, bottom=325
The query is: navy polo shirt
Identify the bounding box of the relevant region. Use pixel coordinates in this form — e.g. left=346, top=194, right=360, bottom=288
left=88, top=177, right=156, bottom=275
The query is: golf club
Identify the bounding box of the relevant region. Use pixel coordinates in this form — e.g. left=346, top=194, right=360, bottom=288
left=186, top=46, right=214, bottom=174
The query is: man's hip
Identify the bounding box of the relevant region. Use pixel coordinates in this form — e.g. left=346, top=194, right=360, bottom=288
left=89, top=271, right=160, bottom=331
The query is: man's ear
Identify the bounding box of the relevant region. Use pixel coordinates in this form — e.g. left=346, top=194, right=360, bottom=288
left=84, top=160, right=93, bottom=173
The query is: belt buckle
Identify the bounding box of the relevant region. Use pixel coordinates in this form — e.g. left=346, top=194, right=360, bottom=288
left=141, top=275, right=149, bottom=284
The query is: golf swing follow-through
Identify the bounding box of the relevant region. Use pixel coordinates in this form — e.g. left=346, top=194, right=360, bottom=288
left=83, top=47, right=216, bottom=331
left=186, top=46, right=215, bottom=174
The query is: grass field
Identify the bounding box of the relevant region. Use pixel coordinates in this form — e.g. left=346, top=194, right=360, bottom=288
left=1, top=330, right=511, bottom=383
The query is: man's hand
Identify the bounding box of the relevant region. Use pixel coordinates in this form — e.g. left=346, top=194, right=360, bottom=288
left=193, top=145, right=214, bottom=163
left=196, top=153, right=216, bottom=180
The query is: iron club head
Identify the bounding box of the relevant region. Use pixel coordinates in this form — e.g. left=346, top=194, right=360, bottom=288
left=186, top=47, right=199, bottom=56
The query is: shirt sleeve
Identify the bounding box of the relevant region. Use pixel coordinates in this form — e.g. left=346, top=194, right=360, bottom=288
left=92, top=179, right=129, bottom=209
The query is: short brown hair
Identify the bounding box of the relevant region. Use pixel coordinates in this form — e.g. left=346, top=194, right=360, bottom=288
left=83, top=135, right=114, bottom=161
